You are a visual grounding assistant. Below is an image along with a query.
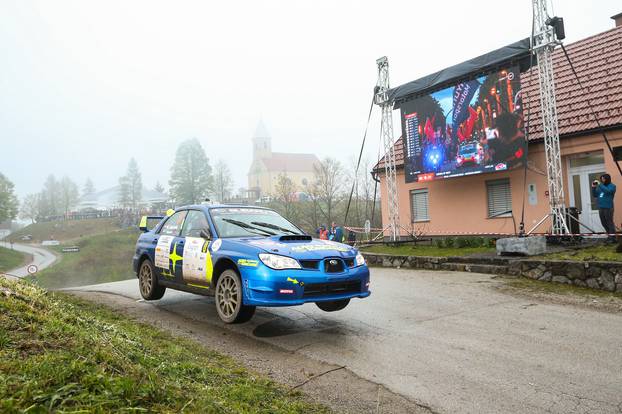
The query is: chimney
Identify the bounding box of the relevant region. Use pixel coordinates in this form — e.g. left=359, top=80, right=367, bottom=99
left=612, top=12, right=622, bottom=28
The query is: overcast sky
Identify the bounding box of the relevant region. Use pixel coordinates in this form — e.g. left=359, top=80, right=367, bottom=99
left=2, top=0, right=620, bottom=199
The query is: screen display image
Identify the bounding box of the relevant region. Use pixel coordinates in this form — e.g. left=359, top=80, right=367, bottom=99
left=401, top=66, right=526, bottom=183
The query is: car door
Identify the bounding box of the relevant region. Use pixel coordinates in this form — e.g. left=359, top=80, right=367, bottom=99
left=154, top=210, right=187, bottom=282
left=179, top=209, right=214, bottom=288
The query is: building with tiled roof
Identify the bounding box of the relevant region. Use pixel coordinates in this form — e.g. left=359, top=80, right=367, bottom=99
left=247, top=120, right=320, bottom=198
left=374, top=16, right=622, bottom=237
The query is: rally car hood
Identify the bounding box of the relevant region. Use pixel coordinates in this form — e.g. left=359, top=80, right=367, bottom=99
left=225, top=236, right=357, bottom=259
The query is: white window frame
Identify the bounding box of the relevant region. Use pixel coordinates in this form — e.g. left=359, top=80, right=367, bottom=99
left=486, top=178, right=512, bottom=218
left=410, top=188, right=429, bottom=222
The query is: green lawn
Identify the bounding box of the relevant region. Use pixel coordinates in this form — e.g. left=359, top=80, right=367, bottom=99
left=0, top=246, right=25, bottom=273
left=28, top=229, right=139, bottom=289
left=361, top=244, right=495, bottom=257
left=0, top=278, right=329, bottom=414
left=7, top=217, right=121, bottom=244
left=540, top=245, right=622, bottom=262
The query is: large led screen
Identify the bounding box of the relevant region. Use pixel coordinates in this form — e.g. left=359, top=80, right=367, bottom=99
left=402, top=66, right=526, bottom=183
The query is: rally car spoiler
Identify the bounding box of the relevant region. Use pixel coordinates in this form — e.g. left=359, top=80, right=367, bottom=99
left=139, top=215, right=165, bottom=232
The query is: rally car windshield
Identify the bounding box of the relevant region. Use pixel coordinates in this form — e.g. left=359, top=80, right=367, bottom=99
left=209, top=208, right=304, bottom=238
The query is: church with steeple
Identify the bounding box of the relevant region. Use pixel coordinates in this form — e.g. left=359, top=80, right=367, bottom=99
left=247, top=120, right=320, bottom=199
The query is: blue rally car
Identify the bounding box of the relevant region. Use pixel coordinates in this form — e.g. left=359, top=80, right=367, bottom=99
left=133, top=205, right=370, bottom=323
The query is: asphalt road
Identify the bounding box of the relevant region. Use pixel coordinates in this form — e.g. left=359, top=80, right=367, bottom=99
left=69, top=268, right=622, bottom=414
left=0, top=241, right=57, bottom=278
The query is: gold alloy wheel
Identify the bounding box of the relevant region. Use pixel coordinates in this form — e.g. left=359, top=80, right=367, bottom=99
left=139, top=262, right=153, bottom=297
left=216, top=272, right=240, bottom=320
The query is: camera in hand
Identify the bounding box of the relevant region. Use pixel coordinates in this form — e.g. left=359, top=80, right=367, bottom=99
left=592, top=180, right=600, bottom=187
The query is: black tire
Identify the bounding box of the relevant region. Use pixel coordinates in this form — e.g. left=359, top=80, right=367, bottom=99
left=316, top=299, right=350, bottom=312
left=138, top=259, right=166, bottom=300
left=215, top=269, right=256, bottom=323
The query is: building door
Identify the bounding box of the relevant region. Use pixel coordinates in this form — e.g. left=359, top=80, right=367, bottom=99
left=567, top=152, right=605, bottom=233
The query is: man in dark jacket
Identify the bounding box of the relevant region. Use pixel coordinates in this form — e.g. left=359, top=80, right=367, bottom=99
left=592, top=173, right=617, bottom=242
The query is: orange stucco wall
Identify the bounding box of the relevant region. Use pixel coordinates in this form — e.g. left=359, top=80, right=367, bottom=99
left=379, top=129, right=622, bottom=236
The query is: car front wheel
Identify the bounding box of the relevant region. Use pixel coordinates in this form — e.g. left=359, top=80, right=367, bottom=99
left=138, top=259, right=166, bottom=300
left=215, top=269, right=255, bottom=324
left=316, top=299, right=350, bottom=312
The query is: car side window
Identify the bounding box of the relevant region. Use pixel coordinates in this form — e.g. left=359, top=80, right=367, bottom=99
left=181, top=210, right=209, bottom=238
left=159, top=211, right=187, bottom=236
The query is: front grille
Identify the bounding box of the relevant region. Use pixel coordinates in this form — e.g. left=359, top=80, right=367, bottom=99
left=299, top=259, right=320, bottom=270
left=303, top=280, right=360, bottom=298
left=324, top=258, right=345, bottom=273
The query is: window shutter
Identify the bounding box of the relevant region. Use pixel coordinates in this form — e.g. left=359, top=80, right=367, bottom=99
left=487, top=179, right=512, bottom=217
left=411, top=189, right=429, bottom=222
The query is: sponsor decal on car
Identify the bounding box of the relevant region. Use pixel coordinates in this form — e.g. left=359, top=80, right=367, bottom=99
left=237, top=259, right=259, bottom=267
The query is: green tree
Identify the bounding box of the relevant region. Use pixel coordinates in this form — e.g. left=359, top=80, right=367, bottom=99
left=19, top=193, right=40, bottom=224
left=154, top=181, right=165, bottom=194
left=126, top=158, right=142, bottom=209
left=59, top=176, right=79, bottom=215
left=82, top=178, right=96, bottom=197
left=273, top=173, right=299, bottom=221
left=213, top=159, right=233, bottom=202
left=0, top=173, right=19, bottom=223
left=118, top=158, right=142, bottom=209
left=118, top=176, right=130, bottom=208
left=312, top=157, right=344, bottom=226
left=169, top=138, right=213, bottom=205
left=39, top=175, right=60, bottom=217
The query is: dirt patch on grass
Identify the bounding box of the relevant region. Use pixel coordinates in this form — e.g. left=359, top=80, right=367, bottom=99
left=495, top=276, right=622, bottom=314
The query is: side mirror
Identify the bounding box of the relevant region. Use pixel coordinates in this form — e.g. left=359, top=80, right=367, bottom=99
left=200, top=228, right=212, bottom=240
left=139, top=216, right=148, bottom=232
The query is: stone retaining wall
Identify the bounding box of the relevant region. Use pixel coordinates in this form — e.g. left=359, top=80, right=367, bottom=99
left=511, top=260, right=622, bottom=292
left=363, top=253, right=622, bottom=293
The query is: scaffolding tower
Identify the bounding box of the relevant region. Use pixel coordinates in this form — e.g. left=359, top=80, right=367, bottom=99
left=374, top=56, right=400, bottom=241
left=531, top=0, right=569, bottom=235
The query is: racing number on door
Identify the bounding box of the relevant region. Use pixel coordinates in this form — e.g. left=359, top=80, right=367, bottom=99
left=180, top=210, right=214, bottom=287
left=154, top=210, right=187, bottom=279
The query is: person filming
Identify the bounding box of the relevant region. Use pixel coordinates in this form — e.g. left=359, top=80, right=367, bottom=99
left=591, top=173, right=617, bottom=243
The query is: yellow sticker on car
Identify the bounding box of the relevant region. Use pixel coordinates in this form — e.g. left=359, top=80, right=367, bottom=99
left=183, top=237, right=213, bottom=285
left=238, top=259, right=259, bottom=267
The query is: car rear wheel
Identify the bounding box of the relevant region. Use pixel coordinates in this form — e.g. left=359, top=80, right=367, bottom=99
left=215, top=269, right=255, bottom=324
left=316, top=299, right=350, bottom=312
left=138, top=259, right=166, bottom=300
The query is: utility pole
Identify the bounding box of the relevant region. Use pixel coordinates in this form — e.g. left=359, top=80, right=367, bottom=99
left=374, top=57, right=400, bottom=241
left=531, top=0, right=569, bottom=235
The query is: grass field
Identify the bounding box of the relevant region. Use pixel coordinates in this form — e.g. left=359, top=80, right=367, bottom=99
left=28, top=229, right=139, bottom=289
left=361, top=244, right=495, bottom=257
left=0, top=278, right=329, bottom=413
left=540, top=244, right=622, bottom=262
left=0, top=246, right=26, bottom=273
left=7, top=217, right=121, bottom=243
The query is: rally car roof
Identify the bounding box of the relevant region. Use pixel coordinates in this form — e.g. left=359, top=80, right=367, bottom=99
left=176, top=204, right=272, bottom=212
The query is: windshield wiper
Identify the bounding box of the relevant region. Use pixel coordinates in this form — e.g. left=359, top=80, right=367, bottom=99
left=250, top=221, right=300, bottom=235
left=222, top=218, right=276, bottom=236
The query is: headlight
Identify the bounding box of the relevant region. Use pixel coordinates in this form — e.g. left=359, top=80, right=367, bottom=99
left=355, top=252, right=365, bottom=266
left=258, top=253, right=301, bottom=270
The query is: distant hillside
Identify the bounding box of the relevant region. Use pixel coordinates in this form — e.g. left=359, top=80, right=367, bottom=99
left=0, top=246, right=26, bottom=272
left=28, top=228, right=138, bottom=289
left=7, top=217, right=122, bottom=243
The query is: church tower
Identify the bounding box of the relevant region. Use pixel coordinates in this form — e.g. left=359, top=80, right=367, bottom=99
left=252, top=119, right=272, bottom=160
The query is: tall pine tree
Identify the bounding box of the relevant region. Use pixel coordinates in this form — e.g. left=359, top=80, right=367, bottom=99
left=169, top=138, right=213, bottom=205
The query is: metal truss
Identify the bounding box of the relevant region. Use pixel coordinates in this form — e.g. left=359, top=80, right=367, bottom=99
left=374, top=57, right=400, bottom=241
left=532, top=0, right=569, bottom=235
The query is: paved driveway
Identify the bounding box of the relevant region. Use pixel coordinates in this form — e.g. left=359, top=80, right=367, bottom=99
left=70, top=268, right=622, bottom=414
